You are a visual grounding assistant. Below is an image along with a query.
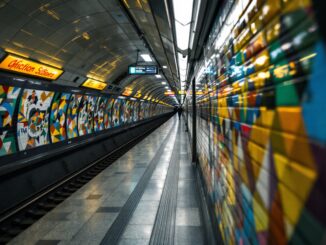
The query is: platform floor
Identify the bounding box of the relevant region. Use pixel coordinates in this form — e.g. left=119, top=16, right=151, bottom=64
left=9, top=116, right=206, bottom=245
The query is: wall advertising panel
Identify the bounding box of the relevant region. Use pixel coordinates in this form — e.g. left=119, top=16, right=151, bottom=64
left=112, top=99, right=121, bottom=127
left=78, top=96, right=96, bottom=136
left=0, top=78, right=171, bottom=161
left=125, top=100, right=133, bottom=123
left=94, top=96, right=108, bottom=132
left=0, top=85, right=21, bottom=156
left=143, top=102, right=149, bottom=119
left=66, top=94, right=82, bottom=139
left=50, top=93, right=71, bottom=143
left=138, top=101, right=144, bottom=120
left=104, top=98, right=114, bottom=129
left=119, top=99, right=125, bottom=124
left=17, top=89, right=54, bottom=150
left=133, top=101, right=139, bottom=122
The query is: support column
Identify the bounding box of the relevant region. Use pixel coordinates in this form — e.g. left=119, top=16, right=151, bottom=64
left=192, top=78, right=197, bottom=163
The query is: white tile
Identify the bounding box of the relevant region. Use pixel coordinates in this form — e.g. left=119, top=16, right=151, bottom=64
left=176, top=208, right=201, bottom=226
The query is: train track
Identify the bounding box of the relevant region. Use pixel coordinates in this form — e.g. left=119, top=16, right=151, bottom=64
left=0, top=116, right=171, bottom=244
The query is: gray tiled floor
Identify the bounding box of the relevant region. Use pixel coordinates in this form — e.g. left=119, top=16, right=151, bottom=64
left=9, top=116, right=206, bottom=245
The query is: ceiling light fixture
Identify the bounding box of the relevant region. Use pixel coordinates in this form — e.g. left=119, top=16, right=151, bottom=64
left=163, top=65, right=168, bottom=69
left=140, top=54, right=153, bottom=62
left=173, top=0, right=193, bottom=50
left=173, top=0, right=194, bottom=84
left=155, top=75, right=162, bottom=78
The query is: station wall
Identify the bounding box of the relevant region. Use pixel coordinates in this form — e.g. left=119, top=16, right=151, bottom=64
left=0, top=78, right=171, bottom=159
left=187, top=0, right=326, bottom=244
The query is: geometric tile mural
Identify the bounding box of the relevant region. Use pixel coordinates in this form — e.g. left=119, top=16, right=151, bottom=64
left=138, top=101, right=144, bottom=120
left=50, top=93, right=71, bottom=143
left=66, top=94, right=82, bottom=139
left=112, top=99, right=121, bottom=127
left=17, top=89, right=54, bottom=150
left=0, top=85, right=21, bottom=156
left=133, top=101, right=139, bottom=122
left=124, top=100, right=133, bottom=124
left=119, top=99, right=126, bottom=125
left=94, top=96, right=108, bottom=132
left=186, top=0, right=326, bottom=244
left=78, top=95, right=96, bottom=136
left=0, top=80, right=171, bottom=158
left=104, top=98, right=115, bottom=129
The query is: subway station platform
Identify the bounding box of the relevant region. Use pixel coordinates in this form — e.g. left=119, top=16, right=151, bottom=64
left=8, top=116, right=210, bottom=245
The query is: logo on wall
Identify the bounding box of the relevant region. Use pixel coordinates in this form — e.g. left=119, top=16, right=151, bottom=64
left=17, top=89, right=54, bottom=150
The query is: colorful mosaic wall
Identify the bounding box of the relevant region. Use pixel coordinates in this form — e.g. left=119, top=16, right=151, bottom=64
left=104, top=98, right=115, bottom=129
left=187, top=0, right=326, bottom=244
left=0, top=86, right=21, bottom=156
left=112, top=99, right=121, bottom=127
left=0, top=83, right=172, bottom=159
left=78, top=96, right=96, bottom=136
left=119, top=99, right=126, bottom=124
left=17, top=89, right=54, bottom=150
left=50, top=93, right=71, bottom=143
left=94, top=96, right=108, bottom=132
left=66, top=94, right=82, bottom=139
left=125, top=100, right=133, bottom=123
left=133, top=102, right=139, bottom=122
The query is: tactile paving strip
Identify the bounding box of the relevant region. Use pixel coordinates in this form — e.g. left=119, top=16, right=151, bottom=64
left=149, top=124, right=181, bottom=245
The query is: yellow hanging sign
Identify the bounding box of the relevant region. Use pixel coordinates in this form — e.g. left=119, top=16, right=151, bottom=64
left=82, top=79, right=107, bottom=90
left=0, top=54, right=63, bottom=80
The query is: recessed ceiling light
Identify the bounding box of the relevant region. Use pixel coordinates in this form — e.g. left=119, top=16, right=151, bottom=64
left=155, top=75, right=162, bottom=78
left=140, top=54, right=153, bottom=62
left=163, top=65, right=168, bottom=69
left=161, top=81, right=167, bottom=85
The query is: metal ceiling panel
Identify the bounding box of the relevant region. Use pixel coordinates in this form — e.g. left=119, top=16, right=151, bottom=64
left=0, top=0, right=177, bottom=105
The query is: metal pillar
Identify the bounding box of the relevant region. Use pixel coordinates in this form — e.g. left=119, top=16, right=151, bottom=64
left=192, top=78, right=197, bottom=163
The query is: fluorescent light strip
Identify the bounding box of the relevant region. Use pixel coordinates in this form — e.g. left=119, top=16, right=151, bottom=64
left=140, top=54, right=153, bottom=62
left=164, top=0, right=172, bottom=28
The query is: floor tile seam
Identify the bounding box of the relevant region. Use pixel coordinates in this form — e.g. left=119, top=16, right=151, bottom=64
left=99, top=119, right=178, bottom=245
